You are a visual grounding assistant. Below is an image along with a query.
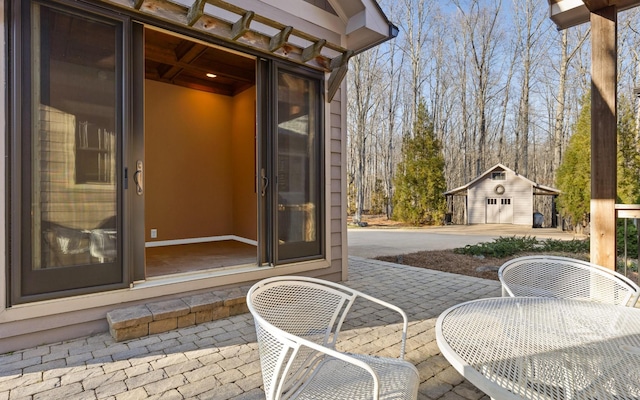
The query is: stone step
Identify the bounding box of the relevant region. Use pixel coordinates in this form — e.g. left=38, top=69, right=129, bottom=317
left=106, top=285, right=251, bottom=341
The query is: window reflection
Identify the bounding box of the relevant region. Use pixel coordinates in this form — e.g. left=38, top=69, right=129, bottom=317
left=31, top=4, right=118, bottom=270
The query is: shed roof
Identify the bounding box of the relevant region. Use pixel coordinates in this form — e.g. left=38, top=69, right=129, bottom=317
left=444, top=163, right=560, bottom=196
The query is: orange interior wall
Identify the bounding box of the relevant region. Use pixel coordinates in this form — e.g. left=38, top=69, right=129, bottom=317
left=231, top=87, right=258, bottom=240
left=145, top=80, right=257, bottom=242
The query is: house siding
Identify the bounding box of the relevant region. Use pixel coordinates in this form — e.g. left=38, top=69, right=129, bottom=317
left=0, top=0, right=381, bottom=354
left=321, top=86, right=345, bottom=282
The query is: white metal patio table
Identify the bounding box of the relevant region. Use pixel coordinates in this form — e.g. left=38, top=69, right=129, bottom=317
left=436, top=297, right=640, bottom=400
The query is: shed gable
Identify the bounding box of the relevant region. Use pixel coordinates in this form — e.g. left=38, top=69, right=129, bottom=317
left=448, top=163, right=558, bottom=226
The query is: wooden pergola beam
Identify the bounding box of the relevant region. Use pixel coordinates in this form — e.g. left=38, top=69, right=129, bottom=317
left=231, top=11, right=254, bottom=41
left=112, top=0, right=368, bottom=103
left=590, top=5, right=617, bottom=270
left=584, top=0, right=616, bottom=10
left=269, top=26, right=293, bottom=53
left=302, top=39, right=326, bottom=63
left=103, top=0, right=338, bottom=71
left=327, top=50, right=354, bottom=103
left=187, top=0, right=206, bottom=27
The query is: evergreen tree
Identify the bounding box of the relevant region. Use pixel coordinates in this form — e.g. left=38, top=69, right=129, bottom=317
left=617, top=95, right=640, bottom=204
left=556, top=95, right=591, bottom=228
left=392, top=101, right=447, bottom=225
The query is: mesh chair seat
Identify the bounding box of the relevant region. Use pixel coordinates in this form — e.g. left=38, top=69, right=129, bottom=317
left=89, top=229, right=117, bottom=262
left=43, top=222, right=90, bottom=255
left=247, top=276, right=419, bottom=400
left=498, top=255, right=640, bottom=307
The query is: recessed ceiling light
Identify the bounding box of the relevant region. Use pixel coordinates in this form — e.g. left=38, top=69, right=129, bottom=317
left=206, top=73, right=217, bottom=78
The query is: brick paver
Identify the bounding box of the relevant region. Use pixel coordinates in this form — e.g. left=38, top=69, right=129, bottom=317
left=0, top=256, right=500, bottom=399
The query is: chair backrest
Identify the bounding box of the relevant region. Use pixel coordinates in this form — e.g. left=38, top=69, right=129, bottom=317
left=247, top=276, right=358, bottom=400
left=498, top=255, right=640, bottom=307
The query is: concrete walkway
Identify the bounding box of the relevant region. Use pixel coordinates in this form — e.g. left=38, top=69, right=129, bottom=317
left=0, top=257, right=501, bottom=400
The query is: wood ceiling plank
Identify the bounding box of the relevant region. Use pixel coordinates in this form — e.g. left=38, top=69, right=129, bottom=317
left=144, top=28, right=255, bottom=95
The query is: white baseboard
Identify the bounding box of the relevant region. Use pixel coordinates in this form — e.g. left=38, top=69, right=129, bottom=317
left=145, top=235, right=258, bottom=248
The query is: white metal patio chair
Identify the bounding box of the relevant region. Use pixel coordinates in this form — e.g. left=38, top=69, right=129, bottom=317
left=247, top=276, right=419, bottom=400
left=498, top=255, right=640, bottom=307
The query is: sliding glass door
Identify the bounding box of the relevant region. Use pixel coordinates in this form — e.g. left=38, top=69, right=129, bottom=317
left=274, top=67, right=324, bottom=263
left=9, top=1, right=326, bottom=305
left=10, top=0, right=129, bottom=303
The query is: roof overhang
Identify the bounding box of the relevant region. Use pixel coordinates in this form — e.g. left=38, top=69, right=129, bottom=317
left=332, top=0, right=398, bottom=54
left=99, top=0, right=395, bottom=102
left=549, top=0, right=640, bottom=30
left=533, top=184, right=561, bottom=196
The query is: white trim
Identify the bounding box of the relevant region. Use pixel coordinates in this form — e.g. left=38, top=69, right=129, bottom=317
left=145, top=235, right=258, bottom=248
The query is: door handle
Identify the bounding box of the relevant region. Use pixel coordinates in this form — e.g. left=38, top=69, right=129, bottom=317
left=133, top=160, right=143, bottom=195
left=261, top=168, right=268, bottom=197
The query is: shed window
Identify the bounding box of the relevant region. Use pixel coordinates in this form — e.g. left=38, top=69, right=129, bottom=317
left=492, top=172, right=506, bottom=180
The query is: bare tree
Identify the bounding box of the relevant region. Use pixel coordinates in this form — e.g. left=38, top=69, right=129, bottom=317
left=398, top=0, right=432, bottom=131
left=347, top=47, right=383, bottom=222
left=512, top=0, right=548, bottom=176
left=551, top=28, right=590, bottom=180
left=453, top=0, right=504, bottom=176
left=344, top=1, right=639, bottom=223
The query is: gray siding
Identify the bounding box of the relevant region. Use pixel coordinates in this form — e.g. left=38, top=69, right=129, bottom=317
left=322, top=87, right=344, bottom=281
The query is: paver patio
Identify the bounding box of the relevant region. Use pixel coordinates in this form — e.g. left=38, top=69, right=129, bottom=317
left=0, top=257, right=501, bottom=400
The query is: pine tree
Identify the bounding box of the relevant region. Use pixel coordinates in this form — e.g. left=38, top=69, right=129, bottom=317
left=392, top=101, right=447, bottom=225
left=617, top=95, right=640, bottom=204
left=556, top=95, right=591, bottom=228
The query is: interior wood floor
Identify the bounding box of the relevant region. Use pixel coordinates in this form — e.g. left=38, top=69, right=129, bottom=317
left=145, top=240, right=256, bottom=277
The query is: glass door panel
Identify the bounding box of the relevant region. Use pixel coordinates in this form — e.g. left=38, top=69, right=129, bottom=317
left=275, top=69, right=323, bottom=262
left=13, top=1, right=125, bottom=301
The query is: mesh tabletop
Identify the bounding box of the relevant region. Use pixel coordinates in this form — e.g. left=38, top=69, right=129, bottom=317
left=436, top=297, right=640, bottom=400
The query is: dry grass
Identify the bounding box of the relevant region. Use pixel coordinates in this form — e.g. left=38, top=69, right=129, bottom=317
left=357, top=214, right=519, bottom=281
left=375, top=250, right=640, bottom=283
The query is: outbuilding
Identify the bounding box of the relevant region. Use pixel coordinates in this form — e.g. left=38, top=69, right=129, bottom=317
left=444, top=164, right=560, bottom=226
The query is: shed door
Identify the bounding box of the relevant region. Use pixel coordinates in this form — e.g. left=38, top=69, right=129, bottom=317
left=486, top=198, right=513, bottom=224
left=500, top=198, right=514, bottom=223
left=486, top=198, right=499, bottom=223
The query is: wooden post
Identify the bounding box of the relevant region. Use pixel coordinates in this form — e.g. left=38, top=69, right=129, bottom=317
left=590, top=6, right=617, bottom=270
